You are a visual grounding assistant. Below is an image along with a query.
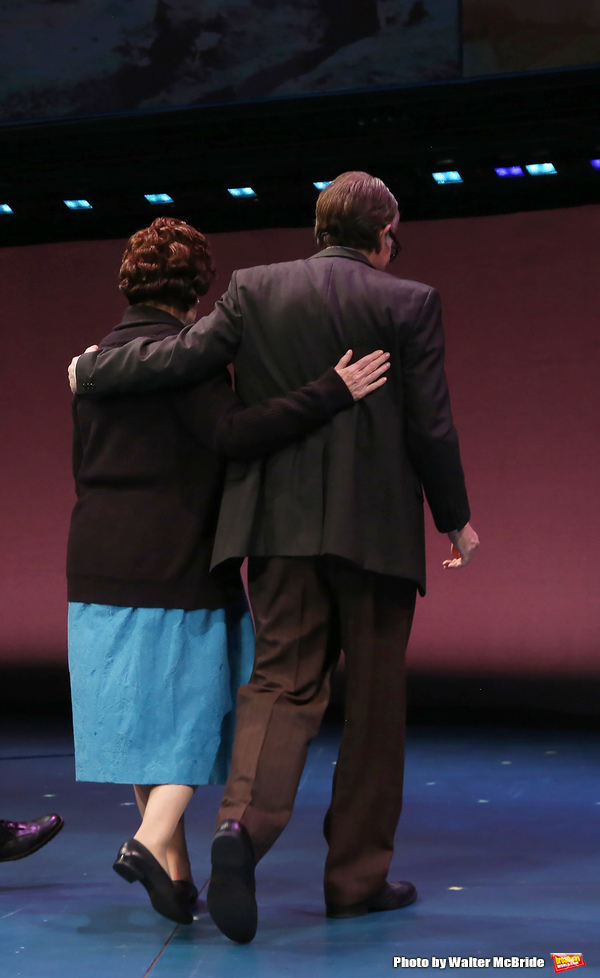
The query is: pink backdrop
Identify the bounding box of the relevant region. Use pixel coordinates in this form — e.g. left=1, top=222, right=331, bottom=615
left=1, top=206, right=599, bottom=674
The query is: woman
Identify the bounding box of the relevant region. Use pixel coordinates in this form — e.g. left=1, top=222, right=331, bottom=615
left=67, top=217, right=389, bottom=925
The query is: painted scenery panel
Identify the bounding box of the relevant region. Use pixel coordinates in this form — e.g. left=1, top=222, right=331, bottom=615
left=463, top=0, right=600, bottom=77
left=0, top=0, right=461, bottom=125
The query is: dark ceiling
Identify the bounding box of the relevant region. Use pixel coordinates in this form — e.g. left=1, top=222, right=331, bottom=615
left=1, top=65, right=600, bottom=247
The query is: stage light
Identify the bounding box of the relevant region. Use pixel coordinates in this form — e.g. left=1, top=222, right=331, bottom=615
left=432, top=171, right=462, bottom=185
left=64, top=199, right=93, bottom=209
left=591, top=160, right=600, bottom=169
left=525, top=163, right=557, bottom=176
left=144, top=193, right=174, bottom=204
left=495, top=166, right=525, bottom=178
left=0, top=203, right=13, bottom=214
left=313, top=181, right=332, bottom=190
left=227, top=187, right=256, bottom=198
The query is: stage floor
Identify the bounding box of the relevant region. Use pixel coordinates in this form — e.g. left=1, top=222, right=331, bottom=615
left=0, top=720, right=598, bottom=978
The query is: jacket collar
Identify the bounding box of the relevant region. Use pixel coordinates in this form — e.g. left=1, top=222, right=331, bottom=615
left=309, top=246, right=375, bottom=268
left=101, top=304, right=185, bottom=348
left=115, top=304, right=185, bottom=331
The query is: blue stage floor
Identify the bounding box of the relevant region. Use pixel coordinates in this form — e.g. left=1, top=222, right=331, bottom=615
left=1, top=720, right=598, bottom=978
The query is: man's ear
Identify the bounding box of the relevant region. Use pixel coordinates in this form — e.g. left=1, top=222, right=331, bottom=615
left=376, top=224, right=391, bottom=254
left=375, top=224, right=392, bottom=255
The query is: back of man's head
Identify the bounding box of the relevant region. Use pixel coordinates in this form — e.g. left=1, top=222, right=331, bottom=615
left=315, top=171, right=399, bottom=254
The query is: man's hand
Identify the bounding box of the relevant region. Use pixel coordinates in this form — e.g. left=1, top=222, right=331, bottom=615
left=334, top=349, right=390, bottom=401
left=68, top=345, right=98, bottom=393
left=443, top=522, right=479, bottom=569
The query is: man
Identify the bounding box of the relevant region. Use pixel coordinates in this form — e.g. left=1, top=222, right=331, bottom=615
left=0, top=814, right=64, bottom=861
left=69, top=171, right=478, bottom=943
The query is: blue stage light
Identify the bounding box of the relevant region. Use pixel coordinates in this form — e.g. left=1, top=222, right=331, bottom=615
left=144, top=193, right=174, bottom=204
left=591, top=159, right=600, bottom=169
left=0, top=203, right=14, bottom=214
left=227, top=187, right=256, bottom=198
left=495, top=166, right=525, bottom=178
left=313, top=181, right=332, bottom=190
left=64, top=199, right=93, bottom=210
left=525, top=163, right=557, bottom=176
left=432, top=171, right=462, bottom=185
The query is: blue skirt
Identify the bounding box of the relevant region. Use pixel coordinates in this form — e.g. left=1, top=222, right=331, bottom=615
left=68, top=602, right=255, bottom=785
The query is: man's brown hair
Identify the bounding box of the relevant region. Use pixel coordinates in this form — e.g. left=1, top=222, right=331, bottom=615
left=119, top=217, right=216, bottom=312
left=314, top=171, right=398, bottom=253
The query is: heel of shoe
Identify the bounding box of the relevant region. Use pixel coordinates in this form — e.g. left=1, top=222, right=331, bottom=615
left=211, top=833, right=245, bottom=871
left=113, top=842, right=194, bottom=925
left=113, top=855, right=140, bottom=884
left=211, top=822, right=255, bottom=876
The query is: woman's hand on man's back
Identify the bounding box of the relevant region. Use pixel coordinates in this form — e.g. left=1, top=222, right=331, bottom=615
left=334, top=349, right=390, bottom=401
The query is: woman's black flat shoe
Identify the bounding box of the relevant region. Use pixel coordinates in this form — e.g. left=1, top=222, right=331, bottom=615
left=172, top=880, right=199, bottom=906
left=113, top=838, right=193, bottom=925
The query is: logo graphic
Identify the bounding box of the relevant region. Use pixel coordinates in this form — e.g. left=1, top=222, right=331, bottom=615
left=551, top=954, right=586, bottom=973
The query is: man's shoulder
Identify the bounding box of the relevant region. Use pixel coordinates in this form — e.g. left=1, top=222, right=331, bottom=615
left=233, top=260, right=434, bottom=292
left=230, top=261, right=437, bottom=319
left=380, top=275, right=436, bottom=299
left=235, top=257, right=307, bottom=274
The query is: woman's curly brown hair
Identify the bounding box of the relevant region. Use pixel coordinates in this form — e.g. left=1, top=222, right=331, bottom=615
left=119, top=217, right=217, bottom=312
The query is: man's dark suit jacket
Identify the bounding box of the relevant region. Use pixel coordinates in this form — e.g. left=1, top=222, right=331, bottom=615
left=77, top=247, right=471, bottom=594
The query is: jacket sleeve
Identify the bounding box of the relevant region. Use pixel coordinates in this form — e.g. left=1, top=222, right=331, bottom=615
left=401, top=288, right=471, bottom=533
left=176, top=367, right=354, bottom=460
left=71, top=398, right=83, bottom=486
left=75, top=276, right=243, bottom=395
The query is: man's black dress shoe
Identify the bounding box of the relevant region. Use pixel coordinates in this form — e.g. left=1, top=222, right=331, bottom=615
left=326, top=880, right=417, bottom=919
left=207, top=820, right=257, bottom=943
left=113, top=839, right=193, bottom=925
left=0, top=814, right=64, bottom=862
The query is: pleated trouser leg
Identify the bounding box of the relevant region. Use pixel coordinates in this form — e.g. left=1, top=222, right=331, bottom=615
left=322, top=561, right=416, bottom=905
left=216, top=555, right=416, bottom=905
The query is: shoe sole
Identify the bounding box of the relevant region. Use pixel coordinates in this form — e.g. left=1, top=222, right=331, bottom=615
left=207, top=832, right=257, bottom=943
left=113, top=854, right=193, bottom=925
left=0, top=817, right=65, bottom=862
left=326, top=887, right=418, bottom=919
